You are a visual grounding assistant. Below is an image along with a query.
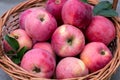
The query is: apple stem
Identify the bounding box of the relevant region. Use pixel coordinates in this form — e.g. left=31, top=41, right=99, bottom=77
left=14, top=35, right=19, bottom=39
left=33, top=66, right=41, bottom=73
left=55, top=0, right=61, bottom=4
left=101, top=50, right=105, bottom=55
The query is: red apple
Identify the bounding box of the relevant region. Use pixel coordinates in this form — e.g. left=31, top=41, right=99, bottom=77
left=62, top=0, right=92, bottom=29
left=3, top=40, right=12, bottom=52
left=3, top=29, right=32, bottom=52
left=85, top=16, right=116, bottom=45
left=20, top=48, right=56, bottom=78
left=80, top=42, right=113, bottom=73
left=33, top=42, right=56, bottom=58
left=46, top=0, right=67, bottom=25
left=24, top=8, right=57, bottom=41
left=56, top=57, right=88, bottom=79
left=51, top=24, right=85, bottom=57
left=19, top=7, right=45, bottom=30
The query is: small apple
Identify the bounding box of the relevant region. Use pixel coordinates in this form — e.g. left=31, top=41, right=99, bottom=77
left=80, top=42, right=113, bottom=73
left=85, top=16, right=116, bottom=45
left=33, top=42, right=56, bottom=58
left=51, top=24, right=85, bottom=57
left=56, top=57, right=89, bottom=79
left=62, top=0, right=92, bottom=29
left=19, top=7, right=45, bottom=30
left=24, top=8, right=57, bottom=41
left=46, top=0, right=67, bottom=25
left=20, top=48, right=56, bottom=78
left=3, top=29, right=32, bottom=52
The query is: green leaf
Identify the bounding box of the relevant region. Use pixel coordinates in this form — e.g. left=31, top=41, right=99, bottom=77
left=97, top=9, right=118, bottom=17
left=4, top=35, right=19, bottom=51
left=6, top=50, right=15, bottom=54
left=17, top=46, right=27, bottom=60
left=81, top=0, right=88, bottom=3
left=11, top=47, right=27, bottom=64
left=93, top=1, right=112, bottom=15
left=12, top=57, right=21, bottom=64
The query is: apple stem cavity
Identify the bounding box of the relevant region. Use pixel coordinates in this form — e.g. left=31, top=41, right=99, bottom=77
left=55, top=0, right=61, bottom=4
left=38, top=14, right=45, bottom=22
left=101, top=50, right=105, bottom=55
left=33, top=66, right=41, bottom=73
left=40, top=17, right=44, bottom=22
left=67, top=37, right=73, bottom=45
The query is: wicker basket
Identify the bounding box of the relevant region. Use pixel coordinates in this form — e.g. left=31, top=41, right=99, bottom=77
left=0, top=0, right=120, bottom=80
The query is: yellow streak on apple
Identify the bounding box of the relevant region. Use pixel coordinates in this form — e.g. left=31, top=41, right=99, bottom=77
left=74, top=38, right=81, bottom=46
left=59, top=45, right=68, bottom=56
left=78, top=60, right=86, bottom=72
left=59, top=25, right=66, bottom=35
left=73, top=60, right=87, bottom=76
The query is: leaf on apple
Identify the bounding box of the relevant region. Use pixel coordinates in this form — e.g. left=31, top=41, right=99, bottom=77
left=93, top=1, right=112, bottom=14
left=6, top=50, right=15, bottom=54
left=97, top=9, right=118, bottom=17
left=11, top=47, right=27, bottom=64
left=4, top=34, right=19, bottom=51
left=12, top=57, right=21, bottom=64
left=17, top=46, right=27, bottom=60
left=93, top=1, right=118, bottom=17
left=4, top=35, right=27, bottom=64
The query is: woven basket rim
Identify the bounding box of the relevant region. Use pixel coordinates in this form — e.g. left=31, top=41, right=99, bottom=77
left=0, top=0, right=120, bottom=80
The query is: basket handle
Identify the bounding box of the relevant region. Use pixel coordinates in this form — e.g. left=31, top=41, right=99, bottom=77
left=0, top=17, right=4, bottom=56
left=112, top=0, right=118, bottom=10
left=0, top=17, right=2, bottom=37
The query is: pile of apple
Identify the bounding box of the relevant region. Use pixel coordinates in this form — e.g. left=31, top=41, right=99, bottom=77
left=3, top=0, right=116, bottom=79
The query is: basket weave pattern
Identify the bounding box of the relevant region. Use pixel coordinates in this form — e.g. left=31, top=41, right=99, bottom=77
left=0, top=0, right=120, bottom=80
